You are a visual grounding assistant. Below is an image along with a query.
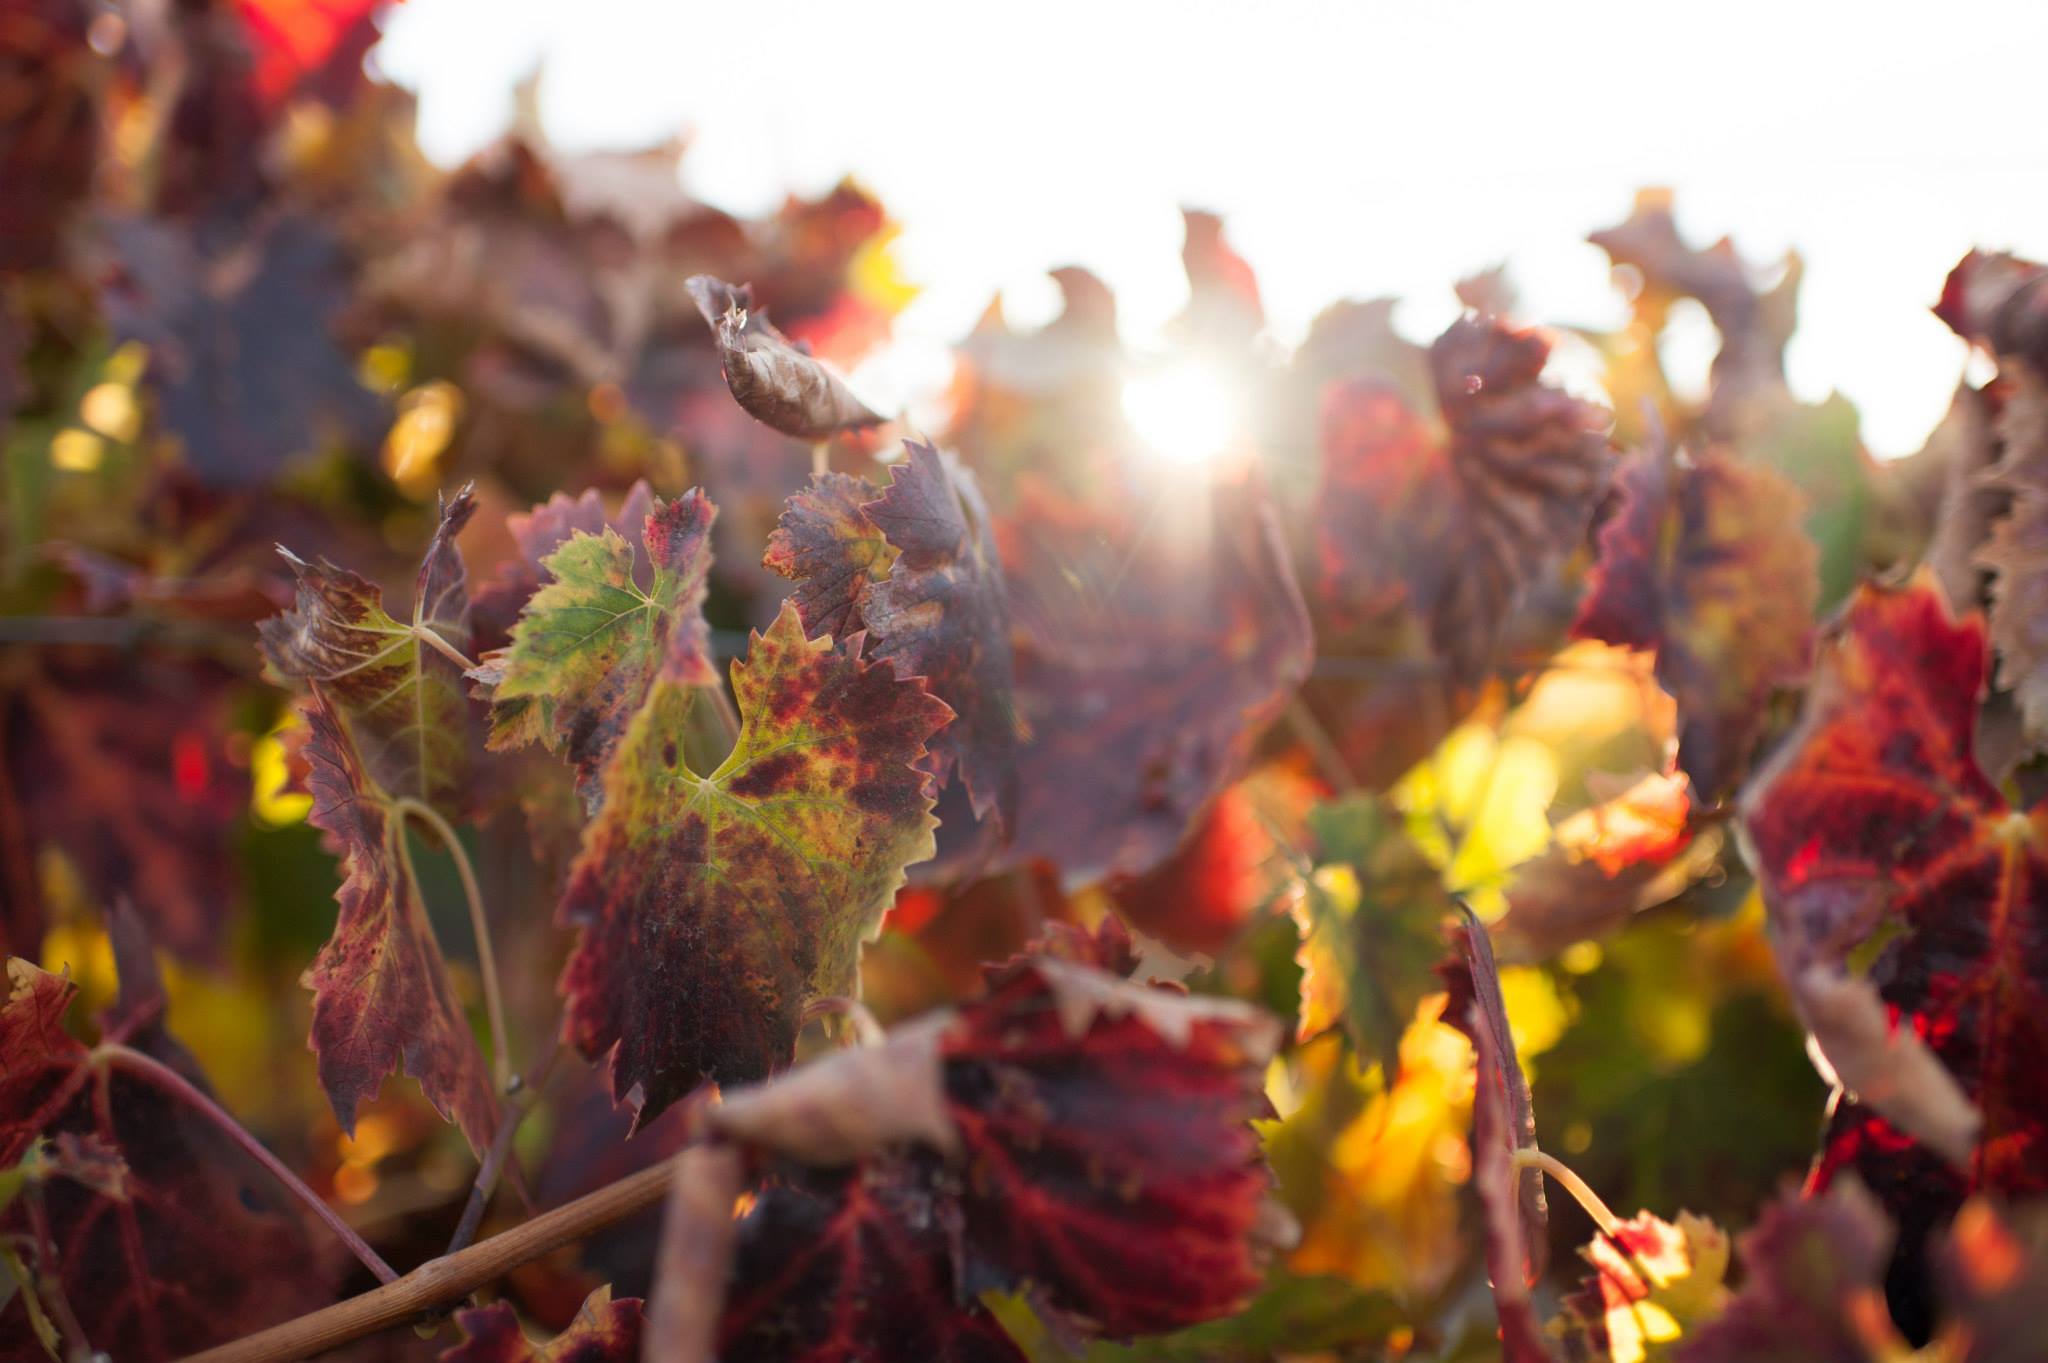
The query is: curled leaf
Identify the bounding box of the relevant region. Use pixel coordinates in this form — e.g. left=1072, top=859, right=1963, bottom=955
left=686, top=274, right=883, bottom=440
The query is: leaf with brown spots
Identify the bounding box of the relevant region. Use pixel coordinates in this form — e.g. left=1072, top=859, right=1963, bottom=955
left=0, top=960, right=335, bottom=1362
left=296, top=688, right=499, bottom=1155
left=441, top=1285, right=644, bottom=1363
left=259, top=486, right=481, bottom=811
left=1738, top=572, right=2048, bottom=1325
left=1573, top=439, right=1817, bottom=802
left=686, top=274, right=883, bottom=440
left=478, top=490, right=718, bottom=801
left=861, top=440, right=1019, bottom=826
left=764, top=471, right=898, bottom=641
left=1316, top=313, right=1611, bottom=683
left=556, top=600, right=951, bottom=1127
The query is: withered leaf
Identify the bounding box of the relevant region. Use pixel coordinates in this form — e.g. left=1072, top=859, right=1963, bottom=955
left=260, top=485, right=481, bottom=811
left=479, top=490, right=717, bottom=801
left=686, top=274, right=883, bottom=440
left=296, top=688, right=499, bottom=1155
left=1573, top=439, right=1817, bottom=802
left=556, top=600, right=950, bottom=1128
left=1316, top=314, right=1611, bottom=683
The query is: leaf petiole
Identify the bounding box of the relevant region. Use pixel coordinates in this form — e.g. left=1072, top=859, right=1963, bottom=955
left=92, top=1044, right=400, bottom=1286
left=412, top=624, right=478, bottom=674
left=393, top=798, right=514, bottom=1094
left=1510, top=1147, right=1619, bottom=1237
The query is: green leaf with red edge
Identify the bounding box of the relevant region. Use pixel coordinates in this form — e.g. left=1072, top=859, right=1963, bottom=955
left=1315, top=313, right=1611, bottom=684
left=441, top=1285, right=644, bottom=1363
left=260, top=485, right=481, bottom=811
left=1573, top=440, right=1816, bottom=802
left=0, top=960, right=335, bottom=1362
left=295, top=688, right=499, bottom=1155
left=1738, top=572, right=2043, bottom=1310
left=471, top=480, right=655, bottom=653
left=764, top=470, right=899, bottom=640
left=673, top=956, right=1287, bottom=1359
left=557, top=599, right=950, bottom=1128
left=477, top=490, right=718, bottom=801
left=861, top=439, right=1020, bottom=827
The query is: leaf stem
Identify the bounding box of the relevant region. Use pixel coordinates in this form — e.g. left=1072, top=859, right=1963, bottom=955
left=93, top=1044, right=400, bottom=1286
left=1510, top=1148, right=1618, bottom=1237
left=395, top=798, right=514, bottom=1093
left=414, top=624, right=479, bottom=674
left=444, top=1039, right=561, bottom=1258
left=173, top=1152, right=686, bottom=1363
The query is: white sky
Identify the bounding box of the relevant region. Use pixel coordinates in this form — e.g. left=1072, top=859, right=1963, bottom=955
left=375, top=0, right=2048, bottom=457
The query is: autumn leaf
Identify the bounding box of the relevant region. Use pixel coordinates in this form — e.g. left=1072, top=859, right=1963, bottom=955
left=861, top=439, right=1020, bottom=826
left=295, top=688, right=500, bottom=1155
left=1553, top=1208, right=1731, bottom=1363
left=1738, top=573, right=2038, bottom=1278
left=1292, top=794, right=1453, bottom=1076
left=441, top=1285, right=644, bottom=1363
left=763, top=471, right=898, bottom=640
left=260, top=486, right=481, bottom=811
left=686, top=274, right=883, bottom=440
left=653, top=955, right=1285, bottom=1359
left=1573, top=439, right=1817, bottom=801
left=976, top=483, right=1312, bottom=885
left=478, top=490, right=717, bottom=801
left=556, top=599, right=950, bottom=1127
left=1, top=651, right=244, bottom=959
left=1171, top=208, right=1264, bottom=350
left=99, top=212, right=385, bottom=485
left=0, top=961, right=334, bottom=1361
left=1316, top=313, right=1611, bottom=683
left=470, top=480, right=656, bottom=652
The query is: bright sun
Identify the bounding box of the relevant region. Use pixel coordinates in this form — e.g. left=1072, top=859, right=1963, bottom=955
left=1121, top=361, right=1240, bottom=468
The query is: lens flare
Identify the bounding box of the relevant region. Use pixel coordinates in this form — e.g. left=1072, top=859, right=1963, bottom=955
left=1122, top=361, right=1240, bottom=468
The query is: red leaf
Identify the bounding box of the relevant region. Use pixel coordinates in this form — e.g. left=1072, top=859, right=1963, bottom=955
left=1739, top=574, right=2043, bottom=1279
left=1316, top=314, right=1611, bottom=683
left=442, top=1285, right=644, bottom=1363
left=1574, top=439, right=1817, bottom=801
left=296, top=688, right=500, bottom=1154
left=861, top=440, right=1020, bottom=827
left=763, top=471, right=897, bottom=640
left=0, top=962, right=334, bottom=1361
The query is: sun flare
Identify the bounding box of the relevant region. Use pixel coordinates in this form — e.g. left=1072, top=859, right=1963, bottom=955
left=1121, top=361, right=1241, bottom=469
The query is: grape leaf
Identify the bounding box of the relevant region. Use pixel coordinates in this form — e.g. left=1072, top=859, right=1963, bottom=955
left=1292, top=795, right=1453, bottom=1077
left=295, top=688, right=500, bottom=1155
left=981, top=483, right=1313, bottom=884
left=716, top=1160, right=1026, bottom=1363
left=1738, top=573, right=2046, bottom=1291
left=657, top=955, right=1286, bottom=1359
left=685, top=274, right=883, bottom=440
left=99, top=212, right=385, bottom=485
left=1552, top=1208, right=1731, bottom=1363
left=556, top=599, right=950, bottom=1127
left=861, top=439, right=1020, bottom=826
left=478, top=490, right=717, bottom=801
left=260, top=485, right=481, bottom=811
left=0, top=960, right=334, bottom=1361
left=1573, top=439, right=1817, bottom=802
left=471, top=480, right=656, bottom=653
left=764, top=470, right=899, bottom=639
left=442, top=1285, right=644, bottom=1363
left=1, top=651, right=243, bottom=959
left=1316, top=313, right=1611, bottom=683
